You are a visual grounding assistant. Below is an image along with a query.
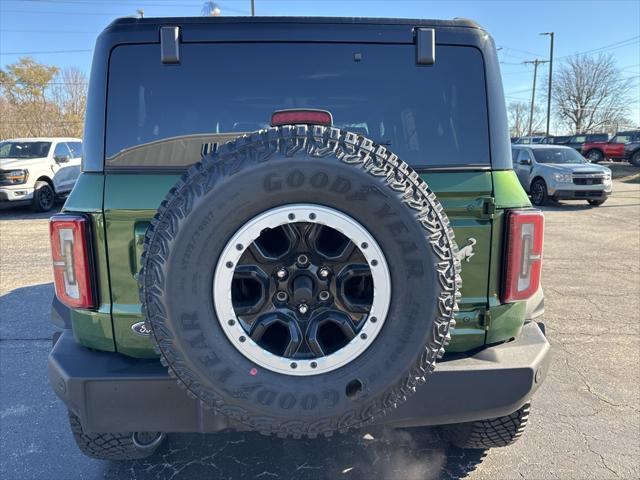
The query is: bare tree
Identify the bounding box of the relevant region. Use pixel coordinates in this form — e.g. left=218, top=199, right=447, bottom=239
left=201, top=1, right=221, bottom=16
left=50, top=67, right=88, bottom=137
left=508, top=101, right=544, bottom=138
left=552, top=53, right=633, bottom=134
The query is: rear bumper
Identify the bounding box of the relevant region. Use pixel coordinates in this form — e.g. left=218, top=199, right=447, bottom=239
left=49, top=322, right=550, bottom=433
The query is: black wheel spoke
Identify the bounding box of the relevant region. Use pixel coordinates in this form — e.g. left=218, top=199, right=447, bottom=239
left=335, top=264, right=374, bottom=315
left=225, top=208, right=384, bottom=368
left=251, top=223, right=298, bottom=263
left=307, top=310, right=357, bottom=357
left=249, top=312, right=302, bottom=357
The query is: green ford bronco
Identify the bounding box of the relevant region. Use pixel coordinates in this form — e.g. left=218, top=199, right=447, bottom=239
left=48, top=16, right=550, bottom=460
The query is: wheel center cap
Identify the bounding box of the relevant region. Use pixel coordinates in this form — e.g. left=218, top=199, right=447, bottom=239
left=291, top=274, right=314, bottom=305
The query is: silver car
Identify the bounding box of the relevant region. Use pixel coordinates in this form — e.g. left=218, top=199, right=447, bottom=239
left=512, top=145, right=612, bottom=206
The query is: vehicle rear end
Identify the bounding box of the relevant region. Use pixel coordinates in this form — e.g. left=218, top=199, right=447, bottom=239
left=49, top=17, right=549, bottom=459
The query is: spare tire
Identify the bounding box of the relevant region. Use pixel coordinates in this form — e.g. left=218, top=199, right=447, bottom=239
left=139, top=125, right=461, bottom=437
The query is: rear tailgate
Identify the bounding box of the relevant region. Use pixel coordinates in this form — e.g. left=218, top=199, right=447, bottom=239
left=103, top=170, right=493, bottom=357
left=101, top=38, right=496, bottom=356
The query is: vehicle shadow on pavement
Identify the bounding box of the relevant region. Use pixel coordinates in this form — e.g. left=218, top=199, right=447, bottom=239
left=0, top=205, right=62, bottom=220
left=101, top=428, right=487, bottom=480
left=0, top=283, right=56, bottom=340
left=539, top=203, right=592, bottom=212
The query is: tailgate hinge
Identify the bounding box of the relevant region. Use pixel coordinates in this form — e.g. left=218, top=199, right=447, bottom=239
left=415, top=28, right=435, bottom=65
left=160, top=26, right=180, bottom=64
left=468, top=196, right=496, bottom=219
left=479, top=310, right=492, bottom=330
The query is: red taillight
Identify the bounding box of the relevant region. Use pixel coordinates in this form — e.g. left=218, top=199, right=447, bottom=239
left=49, top=214, right=95, bottom=309
left=502, top=209, right=544, bottom=303
left=271, top=109, right=333, bottom=127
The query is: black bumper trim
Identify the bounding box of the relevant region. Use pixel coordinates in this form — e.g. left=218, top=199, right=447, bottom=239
left=553, top=189, right=609, bottom=200
left=51, top=296, right=71, bottom=329
left=49, top=322, right=550, bottom=433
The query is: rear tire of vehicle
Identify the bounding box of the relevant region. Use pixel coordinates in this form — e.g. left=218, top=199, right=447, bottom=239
left=586, top=150, right=604, bottom=163
left=31, top=180, right=55, bottom=212
left=68, top=412, right=165, bottom=460
left=588, top=199, right=606, bottom=206
left=631, top=151, right=640, bottom=167
left=530, top=179, right=549, bottom=206
left=439, top=402, right=531, bottom=449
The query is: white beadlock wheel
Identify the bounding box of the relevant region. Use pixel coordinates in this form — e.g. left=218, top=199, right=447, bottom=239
left=214, top=204, right=391, bottom=376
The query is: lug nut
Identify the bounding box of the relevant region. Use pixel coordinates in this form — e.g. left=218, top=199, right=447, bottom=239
left=318, top=290, right=330, bottom=301
left=297, top=303, right=309, bottom=315
left=297, top=254, right=310, bottom=268
left=276, top=267, right=288, bottom=280
left=318, top=267, right=330, bottom=279
left=275, top=291, right=288, bottom=302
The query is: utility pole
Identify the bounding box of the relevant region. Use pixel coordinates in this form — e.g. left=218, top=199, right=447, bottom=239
left=524, top=59, right=549, bottom=136
left=540, top=32, right=555, bottom=137
left=251, top=0, right=255, bottom=16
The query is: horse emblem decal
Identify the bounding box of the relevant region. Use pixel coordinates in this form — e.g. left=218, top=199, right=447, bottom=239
left=456, top=238, right=477, bottom=263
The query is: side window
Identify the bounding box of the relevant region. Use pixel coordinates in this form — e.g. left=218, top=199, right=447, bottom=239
left=53, top=142, right=72, bottom=159
left=68, top=142, right=82, bottom=158
left=614, top=134, right=631, bottom=143
left=516, top=149, right=531, bottom=163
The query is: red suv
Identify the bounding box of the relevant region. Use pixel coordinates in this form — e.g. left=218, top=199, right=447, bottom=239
left=582, top=130, right=640, bottom=163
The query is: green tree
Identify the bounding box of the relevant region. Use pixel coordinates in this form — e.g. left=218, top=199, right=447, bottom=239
left=0, top=57, right=60, bottom=138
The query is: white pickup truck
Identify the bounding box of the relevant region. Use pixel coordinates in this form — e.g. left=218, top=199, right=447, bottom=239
left=0, top=137, right=82, bottom=211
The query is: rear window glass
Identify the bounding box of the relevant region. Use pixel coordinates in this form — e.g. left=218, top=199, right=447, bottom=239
left=105, top=43, right=489, bottom=169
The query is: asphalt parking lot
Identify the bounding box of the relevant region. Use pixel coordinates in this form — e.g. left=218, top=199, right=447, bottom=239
left=1, top=164, right=639, bottom=480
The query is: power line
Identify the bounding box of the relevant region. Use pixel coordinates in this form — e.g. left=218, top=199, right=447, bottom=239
left=0, top=29, right=98, bottom=34
left=555, top=35, right=640, bottom=60
left=0, top=49, right=92, bottom=55
left=0, top=9, right=124, bottom=15
left=1, top=0, right=249, bottom=14
left=499, top=46, right=546, bottom=58
left=501, top=70, right=533, bottom=76
left=3, top=0, right=201, bottom=5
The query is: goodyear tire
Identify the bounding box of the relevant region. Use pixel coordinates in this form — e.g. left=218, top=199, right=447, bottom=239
left=139, top=125, right=461, bottom=438
left=440, top=402, right=531, bottom=449
left=68, top=412, right=165, bottom=460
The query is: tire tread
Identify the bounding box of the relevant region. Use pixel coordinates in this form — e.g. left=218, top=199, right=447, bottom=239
left=440, top=402, right=531, bottom=449
left=68, top=412, right=161, bottom=460
left=138, top=125, right=462, bottom=438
